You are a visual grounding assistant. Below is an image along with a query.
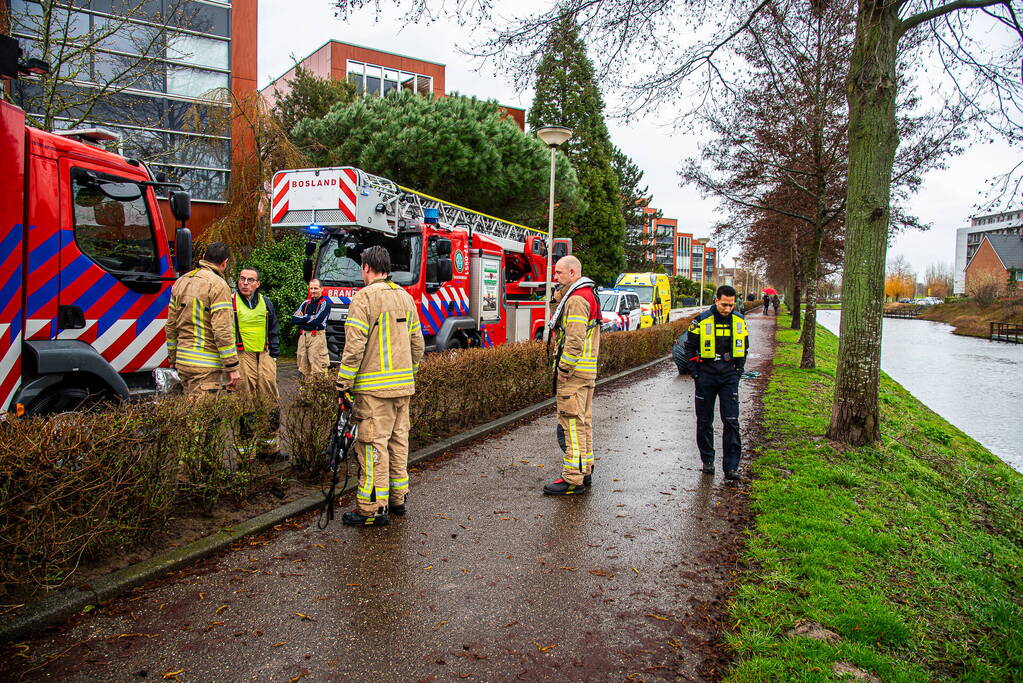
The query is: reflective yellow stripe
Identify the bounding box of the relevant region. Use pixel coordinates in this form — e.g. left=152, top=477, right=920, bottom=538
left=210, top=301, right=232, bottom=312
left=346, top=317, right=370, bottom=333
left=565, top=315, right=588, bottom=324
left=338, top=363, right=358, bottom=380
left=358, top=444, right=374, bottom=500
left=354, top=376, right=415, bottom=391
left=379, top=312, right=391, bottom=371
left=390, top=477, right=409, bottom=488
left=567, top=418, right=580, bottom=468
left=217, top=345, right=235, bottom=359
left=192, top=300, right=204, bottom=350
left=176, top=348, right=219, bottom=360
left=166, top=341, right=178, bottom=350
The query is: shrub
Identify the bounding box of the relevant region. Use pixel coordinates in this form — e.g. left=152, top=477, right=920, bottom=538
left=242, top=234, right=310, bottom=352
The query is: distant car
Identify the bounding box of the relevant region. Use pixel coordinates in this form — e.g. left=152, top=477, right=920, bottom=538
left=598, top=289, right=643, bottom=333
left=922, top=297, right=943, bottom=305
left=899, top=298, right=912, bottom=303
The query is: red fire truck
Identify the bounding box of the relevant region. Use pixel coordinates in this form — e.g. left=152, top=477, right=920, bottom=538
left=0, top=35, right=192, bottom=414
left=270, top=166, right=570, bottom=355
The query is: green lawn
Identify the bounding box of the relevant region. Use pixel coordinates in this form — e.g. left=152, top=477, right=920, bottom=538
left=727, top=326, right=1023, bottom=681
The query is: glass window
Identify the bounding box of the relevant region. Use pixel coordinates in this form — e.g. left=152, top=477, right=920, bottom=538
left=166, top=65, right=229, bottom=98
left=91, top=0, right=164, bottom=21
left=318, top=232, right=422, bottom=287
left=168, top=134, right=230, bottom=168
left=416, top=75, right=431, bottom=95
left=176, top=1, right=230, bottom=37
left=153, top=165, right=227, bottom=201
left=364, top=64, right=382, bottom=96
left=167, top=98, right=229, bottom=135
left=95, top=15, right=163, bottom=57
left=93, top=52, right=165, bottom=92
left=166, top=32, right=229, bottom=69
left=382, top=69, right=399, bottom=96
left=71, top=168, right=159, bottom=274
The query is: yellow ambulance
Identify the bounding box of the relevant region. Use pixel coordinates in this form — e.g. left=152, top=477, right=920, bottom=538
left=614, top=273, right=673, bottom=327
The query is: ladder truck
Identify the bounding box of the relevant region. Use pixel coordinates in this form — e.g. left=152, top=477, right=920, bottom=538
left=270, top=166, right=571, bottom=355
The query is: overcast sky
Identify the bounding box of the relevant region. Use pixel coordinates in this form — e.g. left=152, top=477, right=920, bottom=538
left=258, top=1, right=1020, bottom=279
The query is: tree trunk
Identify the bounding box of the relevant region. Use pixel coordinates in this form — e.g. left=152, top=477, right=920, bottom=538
left=827, top=1, right=900, bottom=446
left=790, top=283, right=802, bottom=330
left=800, top=233, right=824, bottom=369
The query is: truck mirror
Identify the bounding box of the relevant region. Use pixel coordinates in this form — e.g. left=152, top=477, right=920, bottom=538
left=552, top=242, right=568, bottom=260
left=435, top=237, right=453, bottom=257
left=303, top=240, right=316, bottom=282
left=174, top=227, right=193, bottom=274
left=437, top=257, right=453, bottom=283
left=169, top=191, right=191, bottom=223
left=99, top=181, right=142, bottom=201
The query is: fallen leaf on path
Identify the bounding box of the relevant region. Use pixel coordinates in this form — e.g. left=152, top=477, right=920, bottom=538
left=345, top=583, right=362, bottom=587
left=161, top=670, right=184, bottom=680
left=631, top=567, right=640, bottom=574
left=434, top=620, right=447, bottom=631
left=295, top=613, right=312, bottom=621
left=116, top=633, right=160, bottom=639
left=589, top=570, right=610, bottom=577
left=644, top=614, right=671, bottom=621
left=273, top=641, right=286, bottom=647
left=559, top=567, right=576, bottom=571
left=501, top=620, right=518, bottom=628
left=423, top=565, right=434, bottom=571
left=289, top=672, right=308, bottom=682
left=215, top=605, right=228, bottom=615
left=198, top=592, right=206, bottom=600
left=534, top=642, right=557, bottom=653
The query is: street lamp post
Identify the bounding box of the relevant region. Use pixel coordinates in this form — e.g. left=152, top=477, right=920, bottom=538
left=536, top=125, right=573, bottom=339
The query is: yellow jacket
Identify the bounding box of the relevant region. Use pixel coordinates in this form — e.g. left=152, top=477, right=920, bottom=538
left=555, top=285, right=601, bottom=380
left=165, top=260, right=239, bottom=371
left=336, top=278, right=426, bottom=397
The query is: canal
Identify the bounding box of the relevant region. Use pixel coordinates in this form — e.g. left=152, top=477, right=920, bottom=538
left=817, top=310, right=1023, bottom=473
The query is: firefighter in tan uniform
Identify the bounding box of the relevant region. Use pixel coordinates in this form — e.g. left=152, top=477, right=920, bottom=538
left=165, top=242, right=240, bottom=396
left=336, top=246, right=425, bottom=526
left=233, top=267, right=284, bottom=461
left=543, top=255, right=601, bottom=496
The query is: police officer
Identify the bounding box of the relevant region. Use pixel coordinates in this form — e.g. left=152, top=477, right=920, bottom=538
left=543, top=255, right=601, bottom=496
left=233, top=267, right=283, bottom=461
left=680, top=284, right=749, bottom=480
left=336, top=246, right=425, bottom=526
left=166, top=242, right=239, bottom=397
left=292, top=278, right=331, bottom=379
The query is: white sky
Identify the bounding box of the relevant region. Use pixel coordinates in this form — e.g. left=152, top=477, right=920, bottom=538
left=258, top=1, right=1020, bottom=278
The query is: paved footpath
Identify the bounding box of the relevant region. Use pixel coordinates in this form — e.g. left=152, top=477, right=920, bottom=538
left=10, top=314, right=774, bottom=682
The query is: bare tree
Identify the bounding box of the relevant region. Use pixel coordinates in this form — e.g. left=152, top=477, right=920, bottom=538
left=924, top=262, right=954, bottom=297
left=334, top=0, right=1023, bottom=444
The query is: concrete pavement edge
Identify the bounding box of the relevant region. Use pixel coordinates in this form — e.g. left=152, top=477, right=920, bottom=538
left=0, top=353, right=672, bottom=643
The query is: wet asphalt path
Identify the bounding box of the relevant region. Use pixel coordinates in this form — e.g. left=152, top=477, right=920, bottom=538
left=12, top=315, right=774, bottom=682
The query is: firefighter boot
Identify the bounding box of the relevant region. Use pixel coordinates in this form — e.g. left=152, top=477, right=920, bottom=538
left=543, top=478, right=587, bottom=496
left=341, top=509, right=390, bottom=526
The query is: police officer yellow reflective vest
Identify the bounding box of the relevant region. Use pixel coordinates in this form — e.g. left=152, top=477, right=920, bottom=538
left=698, top=315, right=747, bottom=359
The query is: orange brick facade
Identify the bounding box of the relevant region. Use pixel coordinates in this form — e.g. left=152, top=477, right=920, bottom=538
left=261, top=40, right=525, bottom=131
left=965, top=238, right=1010, bottom=294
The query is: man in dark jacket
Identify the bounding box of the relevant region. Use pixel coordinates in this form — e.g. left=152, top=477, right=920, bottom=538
left=233, top=267, right=283, bottom=461
left=292, top=278, right=331, bottom=379
left=680, top=285, right=749, bottom=480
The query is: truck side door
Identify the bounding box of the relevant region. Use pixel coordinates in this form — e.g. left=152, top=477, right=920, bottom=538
left=58, top=160, right=173, bottom=374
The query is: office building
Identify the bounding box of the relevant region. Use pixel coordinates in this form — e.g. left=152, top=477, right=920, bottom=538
left=262, top=40, right=526, bottom=130
left=7, top=0, right=258, bottom=234
left=954, top=209, right=1023, bottom=294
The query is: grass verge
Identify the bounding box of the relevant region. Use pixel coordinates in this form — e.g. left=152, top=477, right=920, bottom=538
left=726, top=325, right=1023, bottom=681
left=918, top=300, right=1023, bottom=338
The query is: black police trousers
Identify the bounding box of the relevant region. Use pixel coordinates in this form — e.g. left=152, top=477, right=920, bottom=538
left=694, top=370, right=742, bottom=472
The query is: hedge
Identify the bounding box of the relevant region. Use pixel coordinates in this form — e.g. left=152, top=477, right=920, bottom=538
left=0, top=317, right=691, bottom=599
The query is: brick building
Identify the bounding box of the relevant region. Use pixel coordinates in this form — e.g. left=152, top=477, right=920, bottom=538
left=965, top=234, right=1023, bottom=295
left=954, top=209, right=1023, bottom=294
left=262, top=40, right=526, bottom=130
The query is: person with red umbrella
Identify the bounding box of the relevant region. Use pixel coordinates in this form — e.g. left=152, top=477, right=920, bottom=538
left=762, top=287, right=778, bottom=314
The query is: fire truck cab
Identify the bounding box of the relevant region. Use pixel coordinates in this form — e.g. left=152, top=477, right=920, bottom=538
left=271, top=166, right=570, bottom=356
left=1, top=35, right=192, bottom=414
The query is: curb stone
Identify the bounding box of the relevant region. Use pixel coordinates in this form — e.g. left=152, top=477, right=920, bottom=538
left=0, top=354, right=673, bottom=643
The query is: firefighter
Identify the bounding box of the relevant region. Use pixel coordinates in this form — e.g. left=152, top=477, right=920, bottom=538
left=336, top=246, right=425, bottom=526
left=233, top=267, right=284, bottom=461
left=165, top=242, right=239, bottom=397
left=543, top=255, right=601, bottom=496
left=292, top=278, right=331, bottom=379
left=680, top=284, right=750, bottom=481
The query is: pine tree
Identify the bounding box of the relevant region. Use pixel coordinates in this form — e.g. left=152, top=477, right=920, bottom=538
left=528, top=17, right=626, bottom=286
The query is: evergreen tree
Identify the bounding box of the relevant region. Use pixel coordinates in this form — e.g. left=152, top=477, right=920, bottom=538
left=528, top=17, right=626, bottom=285
left=293, top=91, right=582, bottom=227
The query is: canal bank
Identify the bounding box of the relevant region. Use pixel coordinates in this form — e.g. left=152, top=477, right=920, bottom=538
left=728, top=324, right=1023, bottom=681
left=817, top=310, right=1023, bottom=472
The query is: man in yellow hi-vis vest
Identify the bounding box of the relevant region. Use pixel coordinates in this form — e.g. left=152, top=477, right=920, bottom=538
left=336, top=246, right=425, bottom=526
left=679, top=284, right=749, bottom=481
left=233, top=267, right=283, bottom=461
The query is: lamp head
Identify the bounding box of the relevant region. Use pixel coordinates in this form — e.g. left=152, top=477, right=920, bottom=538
left=536, top=126, right=573, bottom=148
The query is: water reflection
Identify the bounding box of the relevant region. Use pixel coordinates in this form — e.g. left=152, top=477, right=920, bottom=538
left=817, top=310, right=1022, bottom=472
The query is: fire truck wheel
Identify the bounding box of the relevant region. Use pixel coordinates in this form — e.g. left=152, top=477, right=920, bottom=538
left=27, top=383, right=110, bottom=417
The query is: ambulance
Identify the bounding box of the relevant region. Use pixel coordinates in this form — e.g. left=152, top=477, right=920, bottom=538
left=613, top=273, right=672, bottom=327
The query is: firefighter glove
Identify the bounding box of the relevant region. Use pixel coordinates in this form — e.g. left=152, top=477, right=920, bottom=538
left=337, top=389, right=354, bottom=411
